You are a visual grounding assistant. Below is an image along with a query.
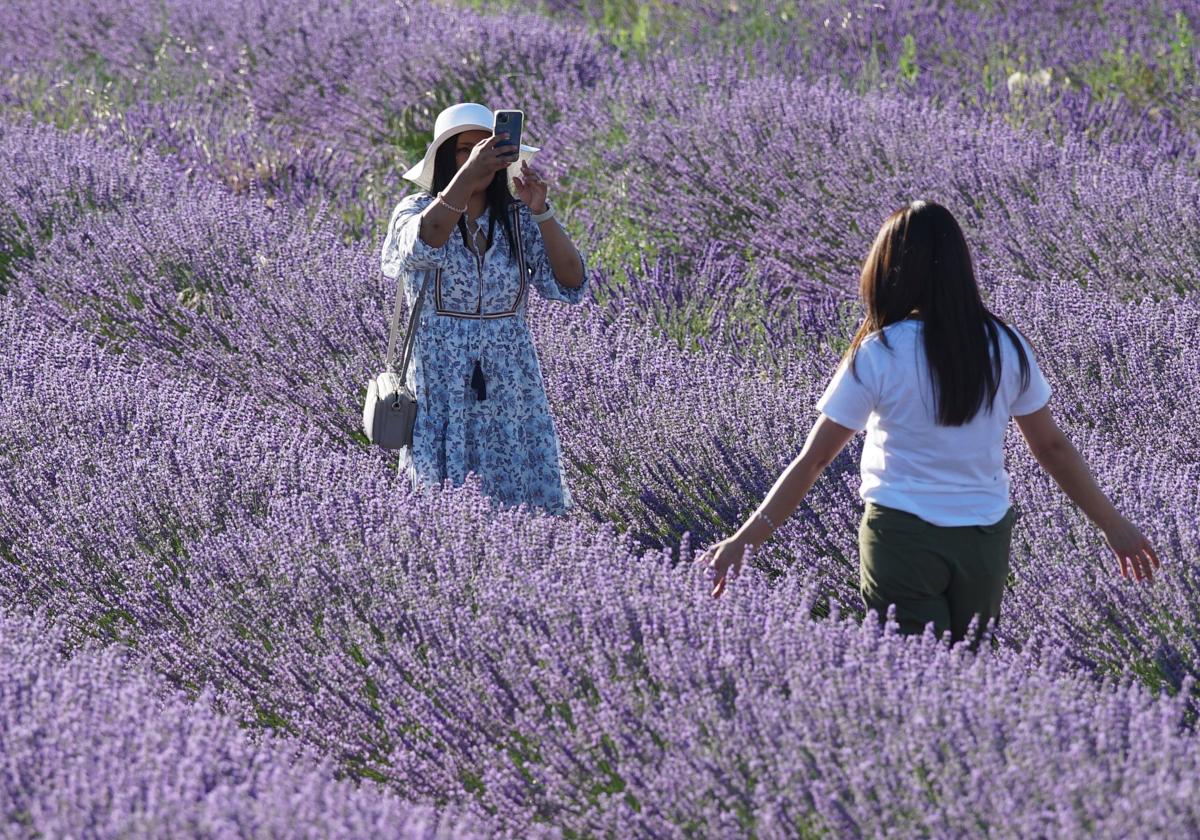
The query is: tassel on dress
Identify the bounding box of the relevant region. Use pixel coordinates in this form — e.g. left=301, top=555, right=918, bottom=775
left=470, top=359, right=487, bottom=401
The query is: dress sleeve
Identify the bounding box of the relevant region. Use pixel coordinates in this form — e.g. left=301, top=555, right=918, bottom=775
left=816, top=350, right=879, bottom=433
left=381, top=193, right=450, bottom=278
left=519, top=204, right=588, bottom=305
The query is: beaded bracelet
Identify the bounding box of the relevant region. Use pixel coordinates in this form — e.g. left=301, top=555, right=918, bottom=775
left=434, top=192, right=467, bottom=215
left=756, top=510, right=778, bottom=531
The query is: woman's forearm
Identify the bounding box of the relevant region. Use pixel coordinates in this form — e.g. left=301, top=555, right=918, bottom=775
left=536, top=216, right=584, bottom=289
left=732, top=452, right=824, bottom=547
left=417, top=177, right=473, bottom=248
left=704, top=416, right=854, bottom=598
left=1031, top=439, right=1122, bottom=530
left=732, top=417, right=855, bottom=547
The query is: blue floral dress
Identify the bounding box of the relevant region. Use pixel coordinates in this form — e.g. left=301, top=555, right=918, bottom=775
left=380, top=193, right=587, bottom=515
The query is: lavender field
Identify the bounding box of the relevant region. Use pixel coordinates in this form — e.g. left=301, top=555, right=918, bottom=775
left=1, top=0, right=1199, bottom=836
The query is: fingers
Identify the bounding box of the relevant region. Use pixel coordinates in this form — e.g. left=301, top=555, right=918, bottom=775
left=701, top=546, right=726, bottom=598
left=1145, top=541, right=1161, bottom=569
left=469, top=134, right=518, bottom=171
left=1118, top=554, right=1134, bottom=582
left=1129, top=551, right=1148, bottom=583
left=707, top=558, right=738, bottom=599
left=1111, top=526, right=1163, bottom=585
left=490, top=133, right=519, bottom=161
left=1138, top=547, right=1158, bottom=582
left=711, top=560, right=745, bottom=598
left=711, top=575, right=725, bottom=599
left=698, top=539, right=750, bottom=599
left=521, top=160, right=546, bottom=185
left=710, top=559, right=736, bottom=597
left=1118, top=549, right=1157, bottom=584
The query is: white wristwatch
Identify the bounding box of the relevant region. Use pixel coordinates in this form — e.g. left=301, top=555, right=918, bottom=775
left=530, top=202, right=556, bottom=224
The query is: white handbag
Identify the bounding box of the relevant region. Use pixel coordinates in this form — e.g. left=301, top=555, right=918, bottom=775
left=362, top=268, right=436, bottom=450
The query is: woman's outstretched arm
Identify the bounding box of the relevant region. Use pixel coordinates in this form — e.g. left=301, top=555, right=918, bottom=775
left=514, top=160, right=585, bottom=289
left=705, top=415, right=856, bottom=598
left=1013, top=405, right=1160, bottom=582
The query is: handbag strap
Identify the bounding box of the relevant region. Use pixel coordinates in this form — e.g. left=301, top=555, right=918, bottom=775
left=511, top=203, right=527, bottom=295
left=385, top=202, right=525, bottom=377
left=385, top=267, right=435, bottom=378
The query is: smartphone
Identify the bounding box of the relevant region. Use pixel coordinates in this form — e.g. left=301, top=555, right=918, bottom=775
left=492, top=110, right=523, bottom=161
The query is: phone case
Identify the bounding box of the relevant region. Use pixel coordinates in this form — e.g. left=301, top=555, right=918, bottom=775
left=493, top=110, right=524, bottom=156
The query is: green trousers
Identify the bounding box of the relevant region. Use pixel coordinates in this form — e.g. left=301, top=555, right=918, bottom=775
left=858, top=502, right=1016, bottom=645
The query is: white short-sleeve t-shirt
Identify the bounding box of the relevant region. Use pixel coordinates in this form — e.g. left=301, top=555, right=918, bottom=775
left=817, top=319, right=1051, bottom=527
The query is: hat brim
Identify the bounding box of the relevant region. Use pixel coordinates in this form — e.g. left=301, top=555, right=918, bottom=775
left=402, top=123, right=540, bottom=192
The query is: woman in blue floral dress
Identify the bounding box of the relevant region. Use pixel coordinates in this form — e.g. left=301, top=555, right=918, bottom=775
left=380, top=103, right=587, bottom=515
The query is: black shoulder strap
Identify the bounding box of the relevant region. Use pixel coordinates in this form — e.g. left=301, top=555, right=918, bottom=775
left=512, top=204, right=531, bottom=308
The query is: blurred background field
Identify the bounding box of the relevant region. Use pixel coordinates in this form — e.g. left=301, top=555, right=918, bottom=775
left=1, top=1, right=1198, bottom=837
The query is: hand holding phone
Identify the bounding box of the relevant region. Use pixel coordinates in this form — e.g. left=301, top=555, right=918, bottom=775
left=460, top=133, right=518, bottom=191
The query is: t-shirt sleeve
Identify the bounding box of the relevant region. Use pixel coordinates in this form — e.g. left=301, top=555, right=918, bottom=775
left=816, top=351, right=879, bottom=432
left=1009, top=332, right=1053, bottom=416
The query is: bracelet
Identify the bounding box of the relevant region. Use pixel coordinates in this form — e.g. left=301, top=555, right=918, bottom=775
left=531, top=202, right=556, bottom=224
left=434, top=192, right=467, bottom=215
left=756, top=510, right=778, bottom=531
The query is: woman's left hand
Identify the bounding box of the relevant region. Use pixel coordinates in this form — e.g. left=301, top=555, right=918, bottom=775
left=513, top=160, right=549, bottom=214
left=700, top=536, right=750, bottom=599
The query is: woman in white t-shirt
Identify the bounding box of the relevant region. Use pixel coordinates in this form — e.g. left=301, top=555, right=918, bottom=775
left=704, top=200, right=1159, bottom=644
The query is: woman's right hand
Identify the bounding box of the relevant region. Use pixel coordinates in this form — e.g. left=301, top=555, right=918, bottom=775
left=457, top=133, right=518, bottom=192
left=700, top=536, right=751, bottom=599
left=1101, top=515, right=1160, bottom=582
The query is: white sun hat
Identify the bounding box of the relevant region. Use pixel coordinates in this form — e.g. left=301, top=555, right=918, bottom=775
left=402, top=102, right=539, bottom=193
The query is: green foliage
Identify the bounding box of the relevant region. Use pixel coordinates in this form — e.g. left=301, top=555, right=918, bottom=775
left=0, top=216, right=35, bottom=297
left=1076, top=11, right=1197, bottom=113
left=96, top=606, right=139, bottom=644
left=460, top=768, right=486, bottom=796
left=898, top=33, right=920, bottom=86
left=1169, top=10, right=1196, bottom=86
left=595, top=0, right=654, bottom=51
left=254, top=705, right=293, bottom=732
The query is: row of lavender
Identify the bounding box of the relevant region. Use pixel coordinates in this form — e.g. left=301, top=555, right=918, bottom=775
left=0, top=611, right=494, bottom=838
left=2, top=312, right=1198, bottom=837
left=542, top=0, right=1200, bottom=156
left=0, top=0, right=1196, bottom=246
left=1, top=0, right=1194, bottom=330
left=2, top=0, right=1199, bottom=834
left=562, top=70, right=1199, bottom=365
left=1, top=117, right=1198, bottom=834
left=7, top=52, right=1199, bottom=342
left=0, top=0, right=612, bottom=237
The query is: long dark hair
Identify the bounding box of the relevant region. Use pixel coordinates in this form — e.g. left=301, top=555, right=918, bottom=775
left=845, top=200, right=1031, bottom=426
left=430, top=134, right=516, bottom=254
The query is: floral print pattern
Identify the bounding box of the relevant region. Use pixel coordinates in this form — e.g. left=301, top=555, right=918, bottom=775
left=380, top=192, right=587, bottom=515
